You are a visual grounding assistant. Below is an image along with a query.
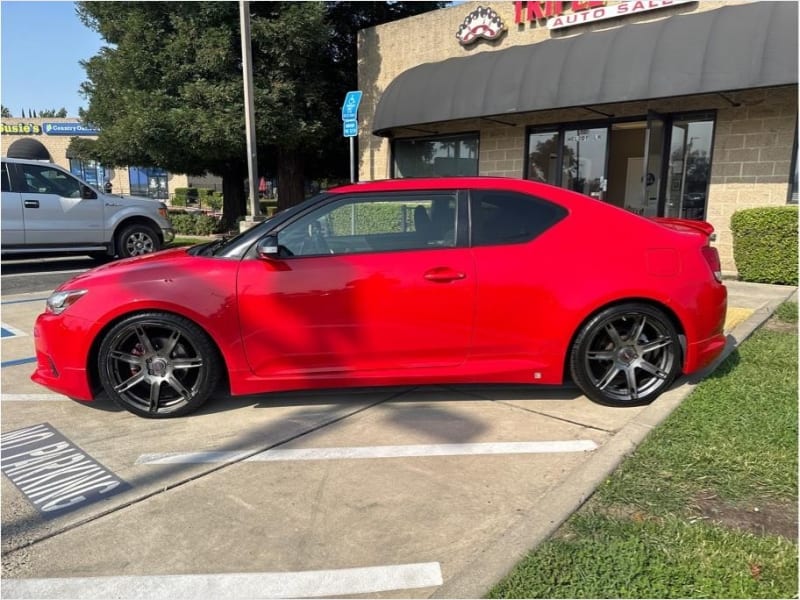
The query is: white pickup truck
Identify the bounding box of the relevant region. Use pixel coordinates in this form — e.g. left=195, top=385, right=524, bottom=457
left=1, top=157, right=174, bottom=259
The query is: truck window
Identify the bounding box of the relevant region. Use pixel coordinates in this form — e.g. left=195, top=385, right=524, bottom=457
left=19, top=164, right=82, bottom=198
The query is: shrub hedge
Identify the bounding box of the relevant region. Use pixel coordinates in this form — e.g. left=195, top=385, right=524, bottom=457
left=731, top=206, right=798, bottom=285
left=328, top=201, right=411, bottom=235
left=172, top=187, right=222, bottom=210
left=169, top=211, right=224, bottom=236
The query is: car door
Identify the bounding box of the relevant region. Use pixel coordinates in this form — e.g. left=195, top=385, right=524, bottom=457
left=15, top=162, right=104, bottom=245
left=1, top=162, right=24, bottom=245
left=236, top=191, right=475, bottom=378
left=468, top=189, right=568, bottom=372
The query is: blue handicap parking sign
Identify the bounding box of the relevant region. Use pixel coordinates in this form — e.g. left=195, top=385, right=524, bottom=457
left=342, top=91, right=363, bottom=120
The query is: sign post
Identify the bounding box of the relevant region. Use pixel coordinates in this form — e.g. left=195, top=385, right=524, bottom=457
left=342, top=91, right=362, bottom=183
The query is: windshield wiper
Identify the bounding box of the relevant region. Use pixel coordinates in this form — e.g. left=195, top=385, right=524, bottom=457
left=198, top=237, right=228, bottom=256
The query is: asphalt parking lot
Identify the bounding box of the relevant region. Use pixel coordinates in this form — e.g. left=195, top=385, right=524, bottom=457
left=1, top=281, right=795, bottom=598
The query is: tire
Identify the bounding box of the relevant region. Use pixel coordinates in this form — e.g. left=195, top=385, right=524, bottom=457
left=570, top=303, right=681, bottom=407
left=116, top=223, right=160, bottom=258
left=97, top=313, right=221, bottom=418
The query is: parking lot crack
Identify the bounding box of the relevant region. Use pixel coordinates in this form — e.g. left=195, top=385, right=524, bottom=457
left=493, top=400, right=615, bottom=433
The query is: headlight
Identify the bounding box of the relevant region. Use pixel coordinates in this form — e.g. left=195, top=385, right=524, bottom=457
left=46, top=290, right=88, bottom=315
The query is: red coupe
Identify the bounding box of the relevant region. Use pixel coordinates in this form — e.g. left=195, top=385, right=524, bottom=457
left=32, top=177, right=727, bottom=418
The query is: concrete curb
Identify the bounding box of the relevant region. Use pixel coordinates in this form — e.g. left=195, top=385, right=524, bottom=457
left=433, top=286, right=798, bottom=599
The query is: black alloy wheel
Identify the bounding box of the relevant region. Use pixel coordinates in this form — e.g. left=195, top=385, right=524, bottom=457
left=98, top=313, right=220, bottom=418
left=570, top=303, right=681, bottom=406
left=117, top=223, right=160, bottom=258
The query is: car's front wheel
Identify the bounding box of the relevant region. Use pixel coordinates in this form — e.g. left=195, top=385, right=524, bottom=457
left=570, top=303, right=681, bottom=406
left=117, top=223, right=160, bottom=258
left=97, top=313, right=220, bottom=418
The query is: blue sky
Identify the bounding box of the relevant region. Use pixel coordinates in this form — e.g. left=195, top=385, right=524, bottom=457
left=1, top=1, right=104, bottom=117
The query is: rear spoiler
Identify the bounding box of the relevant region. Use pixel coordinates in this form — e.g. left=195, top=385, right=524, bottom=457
left=651, top=217, right=716, bottom=241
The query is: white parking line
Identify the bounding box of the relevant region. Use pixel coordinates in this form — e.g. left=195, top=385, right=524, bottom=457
left=137, top=440, right=598, bottom=465
left=2, top=562, right=444, bottom=599
left=1, top=322, right=28, bottom=337
left=1, top=394, right=69, bottom=402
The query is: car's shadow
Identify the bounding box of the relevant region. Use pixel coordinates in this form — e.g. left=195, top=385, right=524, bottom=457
left=75, top=383, right=585, bottom=416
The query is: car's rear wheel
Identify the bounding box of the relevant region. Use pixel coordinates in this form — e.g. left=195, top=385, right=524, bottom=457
left=117, top=223, right=160, bottom=258
left=98, top=313, right=220, bottom=418
left=570, top=303, right=681, bottom=406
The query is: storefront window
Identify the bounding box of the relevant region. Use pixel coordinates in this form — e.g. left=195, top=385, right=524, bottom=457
left=562, top=127, right=608, bottom=200
left=664, top=115, right=715, bottom=220
left=393, top=134, right=478, bottom=178
left=129, top=166, right=168, bottom=199
left=69, top=159, right=108, bottom=187
left=526, top=130, right=559, bottom=185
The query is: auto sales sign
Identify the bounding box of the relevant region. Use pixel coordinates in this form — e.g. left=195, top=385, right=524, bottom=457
left=515, top=0, right=695, bottom=30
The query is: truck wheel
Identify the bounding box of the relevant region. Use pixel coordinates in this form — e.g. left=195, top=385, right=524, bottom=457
left=117, top=224, right=160, bottom=258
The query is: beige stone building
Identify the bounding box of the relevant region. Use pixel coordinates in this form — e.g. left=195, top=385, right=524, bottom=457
left=0, top=117, right=220, bottom=199
left=357, top=0, right=798, bottom=273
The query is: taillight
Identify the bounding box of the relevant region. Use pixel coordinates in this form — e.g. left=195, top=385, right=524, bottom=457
left=701, top=246, right=722, bottom=282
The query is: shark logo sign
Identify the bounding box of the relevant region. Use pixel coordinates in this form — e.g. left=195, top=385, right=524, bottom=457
left=456, top=6, right=507, bottom=46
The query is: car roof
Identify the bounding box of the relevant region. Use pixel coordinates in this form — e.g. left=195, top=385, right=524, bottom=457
left=1, top=157, right=55, bottom=165
left=329, top=176, right=544, bottom=195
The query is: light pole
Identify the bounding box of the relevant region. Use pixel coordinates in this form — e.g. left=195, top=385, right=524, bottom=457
left=239, top=0, right=261, bottom=230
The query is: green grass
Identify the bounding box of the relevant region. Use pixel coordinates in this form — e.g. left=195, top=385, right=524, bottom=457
left=169, top=236, right=211, bottom=248
left=490, top=513, right=797, bottom=599
left=774, top=301, right=798, bottom=323
left=490, top=302, right=798, bottom=599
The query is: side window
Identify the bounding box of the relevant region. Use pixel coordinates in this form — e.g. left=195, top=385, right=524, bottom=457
left=19, top=164, right=82, bottom=198
left=277, top=193, right=458, bottom=257
left=471, top=191, right=567, bottom=247
left=1, top=163, right=10, bottom=192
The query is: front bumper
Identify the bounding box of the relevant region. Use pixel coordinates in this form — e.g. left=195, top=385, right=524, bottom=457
left=31, top=312, right=95, bottom=401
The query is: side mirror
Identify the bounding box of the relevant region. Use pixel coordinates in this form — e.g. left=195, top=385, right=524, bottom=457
left=81, top=185, right=97, bottom=200
left=256, top=235, right=280, bottom=259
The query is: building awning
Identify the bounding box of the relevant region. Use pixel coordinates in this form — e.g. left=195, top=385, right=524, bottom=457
left=373, top=1, right=798, bottom=136
left=6, top=138, right=52, bottom=162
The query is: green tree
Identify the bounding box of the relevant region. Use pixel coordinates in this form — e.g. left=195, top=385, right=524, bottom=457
left=1, top=105, right=11, bottom=118
left=38, top=107, right=68, bottom=118
left=73, top=1, right=442, bottom=225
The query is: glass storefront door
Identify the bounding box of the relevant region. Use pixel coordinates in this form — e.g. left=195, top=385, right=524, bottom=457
left=664, top=116, right=715, bottom=219
left=641, top=111, right=666, bottom=217
left=527, top=130, right=560, bottom=185
left=526, top=112, right=714, bottom=220
left=562, top=127, right=608, bottom=201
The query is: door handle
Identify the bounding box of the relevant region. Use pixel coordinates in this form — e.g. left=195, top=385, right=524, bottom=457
left=424, top=267, right=466, bottom=283
left=23, top=200, right=39, bottom=209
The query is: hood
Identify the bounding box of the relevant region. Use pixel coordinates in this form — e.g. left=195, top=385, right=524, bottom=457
left=58, top=247, right=190, bottom=290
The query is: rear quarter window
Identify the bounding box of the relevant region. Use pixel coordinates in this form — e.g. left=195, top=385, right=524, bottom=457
left=470, top=190, right=567, bottom=246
